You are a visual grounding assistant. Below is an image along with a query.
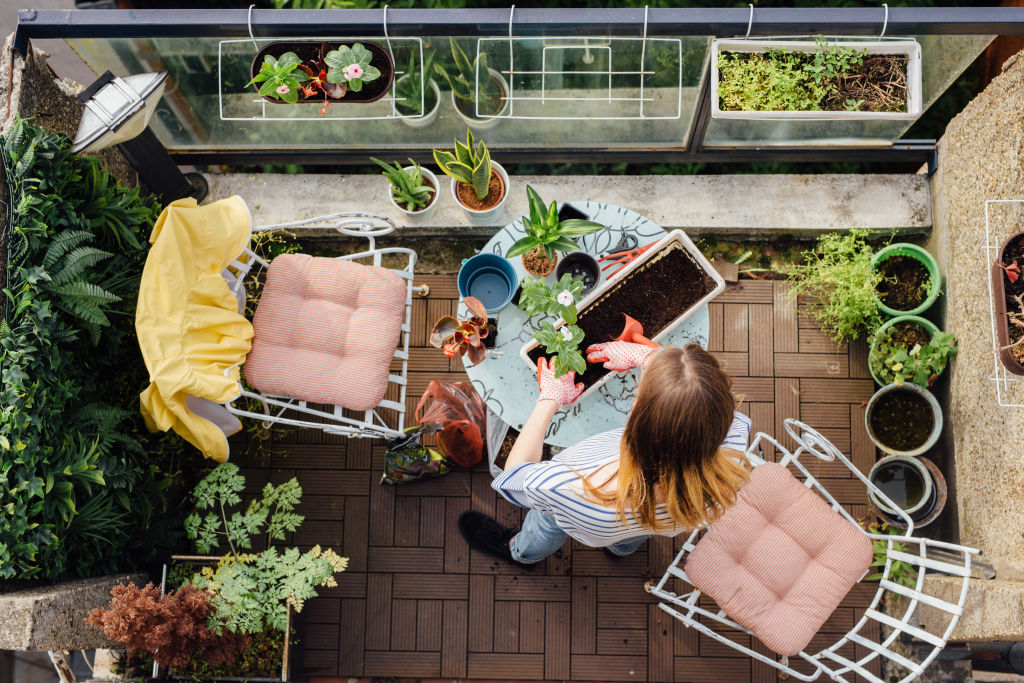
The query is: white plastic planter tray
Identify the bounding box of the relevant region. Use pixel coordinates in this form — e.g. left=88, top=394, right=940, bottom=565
left=711, top=38, right=922, bottom=120
left=519, top=229, right=725, bottom=400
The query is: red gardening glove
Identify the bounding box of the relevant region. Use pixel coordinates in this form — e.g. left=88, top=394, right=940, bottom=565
left=585, top=341, right=657, bottom=372
left=536, top=357, right=584, bottom=407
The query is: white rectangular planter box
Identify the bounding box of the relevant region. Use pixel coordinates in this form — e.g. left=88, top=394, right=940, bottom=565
left=711, top=38, right=922, bottom=120
left=519, top=229, right=725, bottom=400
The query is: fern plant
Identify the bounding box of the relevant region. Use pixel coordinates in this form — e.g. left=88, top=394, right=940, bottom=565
left=370, top=157, right=435, bottom=211
left=433, top=129, right=491, bottom=200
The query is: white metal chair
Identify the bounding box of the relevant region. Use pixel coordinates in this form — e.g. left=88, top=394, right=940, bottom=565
left=221, top=212, right=427, bottom=441
left=647, top=419, right=978, bottom=683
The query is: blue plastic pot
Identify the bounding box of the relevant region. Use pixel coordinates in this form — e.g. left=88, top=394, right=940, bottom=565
left=457, top=253, right=517, bottom=313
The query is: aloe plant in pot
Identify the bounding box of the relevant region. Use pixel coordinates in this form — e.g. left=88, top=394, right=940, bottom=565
left=506, top=186, right=605, bottom=277
left=371, top=157, right=438, bottom=220
left=434, top=130, right=508, bottom=225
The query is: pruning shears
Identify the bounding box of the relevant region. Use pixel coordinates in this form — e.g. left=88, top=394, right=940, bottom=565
left=597, top=234, right=656, bottom=278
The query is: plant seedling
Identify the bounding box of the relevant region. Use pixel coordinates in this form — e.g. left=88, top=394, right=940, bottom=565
left=325, top=43, right=381, bottom=92
left=532, top=321, right=586, bottom=378
left=430, top=296, right=490, bottom=365
left=863, top=521, right=917, bottom=588
left=433, top=129, right=492, bottom=201
left=844, top=98, right=865, bottom=111
left=371, top=157, right=435, bottom=211
left=247, top=52, right=310, bottom=104
left=517, top=273, right=585, bottom=324
left=506, top=186, right=605, bottom=261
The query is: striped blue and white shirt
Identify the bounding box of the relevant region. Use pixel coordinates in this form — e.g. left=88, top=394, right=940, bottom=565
left=492, top=412, right=752, bottom=547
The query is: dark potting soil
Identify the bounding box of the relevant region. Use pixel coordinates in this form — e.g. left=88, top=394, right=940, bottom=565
left=1000, top=233, right=1024, bottom=364
left=457, top=170, right=504, bottom=211
left=888, top=321, right=930, bottom=350
left=876, top=255, right=931, bottom=311
left=492, top=427, right=554, bottom=471
left=869, top=389, right=934, bottom=453
left=528, top=243, right=714, bottom=390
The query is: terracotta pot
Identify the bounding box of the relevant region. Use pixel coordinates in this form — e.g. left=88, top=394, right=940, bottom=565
left=250, top=41, right=395, bottom=105
left=522, top=248, right=558, bottom=277
left=992, top=230, right=1024, bottom=375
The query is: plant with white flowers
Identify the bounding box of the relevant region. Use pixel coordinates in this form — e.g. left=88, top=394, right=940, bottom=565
left=532, top=321, right=586, bottom=378
left=517, top=273, right=585, bottom=324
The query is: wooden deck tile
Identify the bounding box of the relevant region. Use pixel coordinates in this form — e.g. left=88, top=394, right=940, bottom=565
left=716, top=280, right=773, bottom=303
left=364, top=651, right=440, bottom=677
left=573, top=654, right=648, bottom=681
left=674, top=656, right=750, bottom=683
left=748, top=304, right=774, bottom=376
left=773, top=281, right=799, bottom=353
left=572, top=577, right=597, bottom=654
left=392, top=573, right=467, bottom=600
left=708, top=303, right=724, bottom=352
left=775, top=352, right=848, bottom=378
left=468, top=653, right=545, bottom=679
left=775, top=377, right=800, bottom=451
left=468, top=575, right=495, bottom=652
left=746, top=402, right=775, bottom=460
left=417, top=599, right=443, bottom=652
left=393, top=496, right=420, bottom=546
left=848, top=337, right=872, bottom=379
left=365, top=574, right=392, bottom=650
left=733, top=377, right=775, bottom=403
left=419, top=497, right=446, bottom=546
left=649, top=604, right=674, bottom=683
left=545, top=602, right=571, bottom=679
left=390, top=598, right=417, bottom=651
left=367, top=547, right=443, bottom=573
left=444, top=497, right=470, bottom=573
left=520, top=602, right=546, bottom=653
left=723, top=304, right=749, bottom=352
left=337, top=598, right=365, bottom=675
left=710, top=351, right=748, bottom=377
left=799, top=378, right=874, bottom=403
left=851, top=402, right=875, bottom=475
left=493, top=600, right=520, bottom=653
left=597, top=628, right=648, bottom=655
left=442, top=600, right=469, bottom=677
left=799, top=325, right=847, bottom=354
left=495, top=576, right=571, bottom=601
left=342, top=496, right=369, bottom=572
left=800, top=402, right=851, bottom=428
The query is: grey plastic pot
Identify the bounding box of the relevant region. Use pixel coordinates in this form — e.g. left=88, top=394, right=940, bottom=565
left=864, top=382, right=942, bottom=457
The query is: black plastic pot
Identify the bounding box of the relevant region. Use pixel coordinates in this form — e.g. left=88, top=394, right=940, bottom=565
left=556, top=252, right=601, bottom=294
left=250, top=41, right=394, bottom=105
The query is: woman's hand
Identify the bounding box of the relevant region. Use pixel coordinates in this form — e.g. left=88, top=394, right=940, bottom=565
left=586, top=340, right=657, bottom=372
left=536, top=357, right=584, bottom=407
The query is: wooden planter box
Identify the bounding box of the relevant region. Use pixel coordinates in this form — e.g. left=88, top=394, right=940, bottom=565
left=710, top=38, right=922, bottom=120
left=519, top=229, right=725, bottom=400
left=250, top=41, right=394, bottom=105
left=991, top=230, right=1024, bottom=375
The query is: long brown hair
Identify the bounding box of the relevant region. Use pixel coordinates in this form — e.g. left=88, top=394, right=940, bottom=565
left=582, top=344, right=748, bottom=531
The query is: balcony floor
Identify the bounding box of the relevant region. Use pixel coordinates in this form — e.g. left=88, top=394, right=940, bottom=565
left=234, top=275, right=882, bottom=682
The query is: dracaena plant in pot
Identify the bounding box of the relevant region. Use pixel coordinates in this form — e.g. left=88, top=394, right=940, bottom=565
left=371, top=157, right=438, bottom=220
left=506, top=186, right=605, bottom=277
left=431, top=296, right=492, bottom=364
left=434, top=129, right=508, bottom=224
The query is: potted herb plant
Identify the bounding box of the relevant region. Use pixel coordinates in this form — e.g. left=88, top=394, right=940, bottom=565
left=430, top=296, right=491, bottom=365
left=868, top=315, right=958, bottom=387
left=249, top=41, right=394, bottom=107
left=865, top=382, right=942, bottom=457
left=532, top=321, right=587, bottom=378
left=505, top=186, right=605, bottom=277
left=434, top=130, right=509, bottom=224
left=395, top=51, right=441, bottom=127
left=435, top=38, right=510, bottom=129
left=711, top=36, right=921, bottom=119
left=992, top=229, right=1024, bottom=375
left=872, top=243, right=941, bottom=317
left=786, top=229, right=884, bottom=344
left=371, top=157, right=439, bottom=220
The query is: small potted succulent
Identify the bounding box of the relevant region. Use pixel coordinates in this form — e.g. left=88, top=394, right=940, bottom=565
left=371, top=157, right=438, bottom=220
left=872, top=243, right=941, bottom=317
left=395, top=50, right=441, bottom=127
left=868, top=315, right=958, bottom=387
left=434, top=129, right=508, bottom=225
left=865, top=382, right=942, bottom=457
left=430, top=296, right=491, bottom=365
left=249, top=41, right=394, bottom=108
left=435, top=38, right=509, bottom=129
left=506, top=186, right=605, bottom=277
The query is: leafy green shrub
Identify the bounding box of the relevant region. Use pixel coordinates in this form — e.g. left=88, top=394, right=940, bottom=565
left=869, top=327, right=958, bottom=387
left=517, top=273, right=584, bottom=324
left=532, top=321, right=586, bottom=379
left=785, top=229, right=884, bottom=344
left=718, top=50, right=829, bottom=112
left=1, top=119, right=184, bottom=581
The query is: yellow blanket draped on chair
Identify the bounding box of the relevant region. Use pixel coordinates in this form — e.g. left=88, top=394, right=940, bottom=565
left=136, top=195, right=254, bottom=462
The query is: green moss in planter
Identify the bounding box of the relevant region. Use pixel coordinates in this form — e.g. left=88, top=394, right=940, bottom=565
left=177, top=628, right=286, bottom=680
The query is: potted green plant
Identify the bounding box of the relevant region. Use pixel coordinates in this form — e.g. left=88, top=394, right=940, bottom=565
left=435, top=38, right=509, bottom=129
left=992, top=229, right=1024, bottom=375
left=785, top=229, right=884, bottom=344
left=430, top=296, right=491, bottom=365
left=711, top=36, right=921, bottom=119
left=531, top=321, right=587, bottom=379
left=865, top=382, right=942, bottom=457
left=872, top=243, right=941, bottom=317
left=395, top=50, right=441, bottom=127
left=868, top=315, right=958, bottom=387
left=517, top=273, right=586, bottom=324
left=434, top=129, right=509, bottom=224
left=505, top=186, right=605, bottom=277
left=371, top=157, right=439, bottom=220
left=249, top=41, right=394, bottom=107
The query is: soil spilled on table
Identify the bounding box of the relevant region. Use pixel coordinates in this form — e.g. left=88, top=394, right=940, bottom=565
left=876, top=255, right=930, bottom=311
left=529, top=243, right=714, bottom=390
left=869, top=388, right=934, bottom=453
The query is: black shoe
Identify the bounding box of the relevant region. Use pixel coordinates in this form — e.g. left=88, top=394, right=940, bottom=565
left=458, top=510, right=529, bottom=568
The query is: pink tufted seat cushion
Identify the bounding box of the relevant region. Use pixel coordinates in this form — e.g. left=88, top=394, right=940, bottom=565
left=684, top=462, right=872, bottom=657
left=244, top=253, right=407, bottom=411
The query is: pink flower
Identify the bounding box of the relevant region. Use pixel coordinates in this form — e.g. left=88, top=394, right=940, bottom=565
left=343, top=63, right=364, bottom=80
left=275, top=84, right=290, bottom=95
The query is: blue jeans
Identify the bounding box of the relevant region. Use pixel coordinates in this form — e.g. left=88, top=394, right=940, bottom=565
left=509, top=508, right=651, bottom=564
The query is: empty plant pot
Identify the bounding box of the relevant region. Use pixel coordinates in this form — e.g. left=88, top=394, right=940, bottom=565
left=872, top=243, right=941, bottom=317
left=555, top=251, right=601, bottom=294
left=867, top=454, right=934, bottom=519
left=865, top=382, right=942, bottom=457
left=457, top=252, right=517, bottom=314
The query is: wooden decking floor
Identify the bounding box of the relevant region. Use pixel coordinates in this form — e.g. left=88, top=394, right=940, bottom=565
left=233, top=275, right=881, bottom=683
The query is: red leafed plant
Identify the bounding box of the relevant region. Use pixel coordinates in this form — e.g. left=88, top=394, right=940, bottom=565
left=430, top=296, right=490, bottom=365
left=998, top=260, right=1021, bottom=283
left=85, top=583, right=249, bottom=669
left=297, top=43, right=347, bottom=115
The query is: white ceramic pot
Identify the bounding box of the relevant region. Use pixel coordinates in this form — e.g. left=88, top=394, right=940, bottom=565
left=867, top=454, right=934, bottom=518
left=450, top=160, right=509, bottom=226
left=388, top=166, right=440, bottom=222
left=396, top=76, right=441, bottom=129
left=450, top=67, right=510, bottom=130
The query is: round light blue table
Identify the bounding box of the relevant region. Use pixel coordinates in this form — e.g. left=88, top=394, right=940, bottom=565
left=461, top=201, right=709, bottom=448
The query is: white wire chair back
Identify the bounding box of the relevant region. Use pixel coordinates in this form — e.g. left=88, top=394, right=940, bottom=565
left=647, top=418, right=979, bottom=683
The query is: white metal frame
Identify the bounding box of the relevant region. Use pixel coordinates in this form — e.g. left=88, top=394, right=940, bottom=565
left=222, top=212, right=423, bottom=441
left=982, top=198, right=1024, bottom=407
left=647, top=419, right=978, bottom=683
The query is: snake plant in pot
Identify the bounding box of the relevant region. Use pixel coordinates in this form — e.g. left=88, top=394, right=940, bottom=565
left=434, top=130, right=508, bottom=224
left=505, top=186, right=605, bottom=277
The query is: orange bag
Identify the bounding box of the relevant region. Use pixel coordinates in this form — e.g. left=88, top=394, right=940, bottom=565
left=415, top=380, right=487, bottom=468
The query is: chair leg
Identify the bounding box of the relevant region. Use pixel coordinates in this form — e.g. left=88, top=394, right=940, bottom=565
left=413, top=283, right=430, bottom=297
left=778, top=656, right=789, bottom=680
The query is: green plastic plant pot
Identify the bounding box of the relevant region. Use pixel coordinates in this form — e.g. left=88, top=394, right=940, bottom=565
left=867, top=314, right=941, bottom=386
left=872, top=243, right=941, bottom=317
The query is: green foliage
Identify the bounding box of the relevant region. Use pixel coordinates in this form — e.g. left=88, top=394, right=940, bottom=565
left=785, top=230, right=884, bottom=344
left=325, top=43, right=382, bottom=93
left=532, top=321, right=586, bottom=378
left=433, top=129, right=492, bottom=200
left=870, top=328, right=958, bottom=388
left=1, top=119, right=184, bottom=582
left=802, top=36, right=865, bottom=84
left=371, top=158, right=435, bottom=211
left=434, top=38, right=488, bottom=105
left=517, top=273, right=585, bottom=325
left=864, top=522, right=918, bottom=588
left=246, top=53, right=310, bottom=104
left=506, top=186, right=604, bottom=261
left=395, top=50, right=437, bottom=116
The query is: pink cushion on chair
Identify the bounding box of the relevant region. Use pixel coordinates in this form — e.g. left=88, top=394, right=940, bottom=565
left=684, top=462, right=872, bottom=657
left=244, top=253, right=407, bottom=411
